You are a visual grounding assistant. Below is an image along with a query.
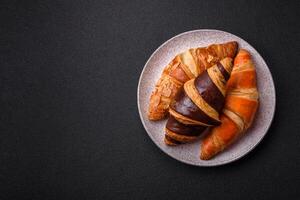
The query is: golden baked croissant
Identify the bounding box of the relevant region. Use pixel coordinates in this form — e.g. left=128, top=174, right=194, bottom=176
left=200, top=49, right=259, bottom=160
left=164, top=58, right=234, bottom=145
left=148, top=42, right=238, bottom=121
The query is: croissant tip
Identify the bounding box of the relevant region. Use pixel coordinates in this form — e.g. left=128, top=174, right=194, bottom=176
left=200, top=152, right=211, bottom=160
left=164, top=136, right=178, bottom=146
left=148, top=112, right=167, bottom=121
left=230, top=41, right=239, bottom=57
left=148, top=116, right=159, bottom=121
left=227, top=41, right=237, bottom=44
left=239, top=49, right=250, bottom=55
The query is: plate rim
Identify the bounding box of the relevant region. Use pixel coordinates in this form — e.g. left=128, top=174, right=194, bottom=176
left=137, top=29, right=276, bottom=167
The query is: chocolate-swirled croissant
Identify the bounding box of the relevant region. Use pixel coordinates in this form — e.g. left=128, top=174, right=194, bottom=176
left=164, top=57, right=233, bottom=145
left=148, top=42, right=238, bottom=121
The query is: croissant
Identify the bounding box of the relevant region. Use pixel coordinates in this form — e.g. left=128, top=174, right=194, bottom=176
left=148, top=41, right=238, bottom=121
left=164, top=58, right=234, bottom=145
left=200, top=49, right=259, bottom=160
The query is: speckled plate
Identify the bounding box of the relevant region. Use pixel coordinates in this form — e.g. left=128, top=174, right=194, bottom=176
left=137, top=29, right=276, bottom=166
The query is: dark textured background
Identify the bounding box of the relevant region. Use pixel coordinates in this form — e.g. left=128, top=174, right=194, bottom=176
left=1, top=0, right=300, bottom=199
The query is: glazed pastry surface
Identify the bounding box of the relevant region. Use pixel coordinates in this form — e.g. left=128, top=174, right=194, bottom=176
left=200, top=49, right=259, bottom=160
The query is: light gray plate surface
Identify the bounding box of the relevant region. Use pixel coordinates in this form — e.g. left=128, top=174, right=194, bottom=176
left=137, top=30, right=276, bottom=166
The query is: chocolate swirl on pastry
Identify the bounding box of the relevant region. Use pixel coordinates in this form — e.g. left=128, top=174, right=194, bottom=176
left=148, top=42, right=238, bottom=120
left=165, top=57, right=233, bottom=145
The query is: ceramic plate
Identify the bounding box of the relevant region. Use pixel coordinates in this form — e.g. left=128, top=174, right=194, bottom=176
left=137, top=29, right=275, bottom=166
